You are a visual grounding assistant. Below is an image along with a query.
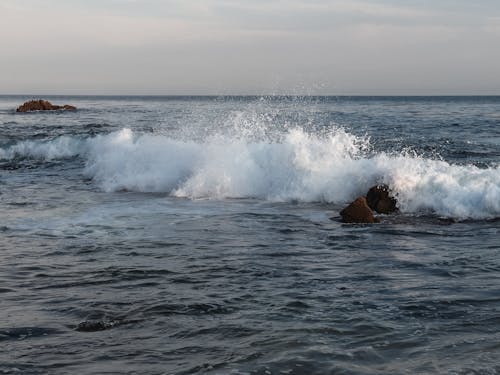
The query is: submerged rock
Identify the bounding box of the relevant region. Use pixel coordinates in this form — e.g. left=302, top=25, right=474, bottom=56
left=340, top=197, right=379, bottom=223
left=16, top=100, right=76, bottom=112
left=366, top=184, right=398, bottom=214
left=75, top=320, right=119, bottom=332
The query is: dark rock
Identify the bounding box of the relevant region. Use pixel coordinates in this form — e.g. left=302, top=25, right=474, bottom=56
left=366, top=184, right=398, bottom=214
left=16, top=100, right=77, bottom=112
left=340, top=197, right=379, bottom=223
left=75, top=320, right=119, bottom=332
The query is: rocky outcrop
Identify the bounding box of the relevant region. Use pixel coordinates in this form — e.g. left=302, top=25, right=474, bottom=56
left=76, top=320, right=120, bottom=332
left=339, top=184, right=398, bottom=223
left=16, top=100, right=77, bottom=112
left=366, top=184, right=398, bottom=214
left=340, top=197, right=380, bottom=223
left=75, top=318, right=139, bottom=332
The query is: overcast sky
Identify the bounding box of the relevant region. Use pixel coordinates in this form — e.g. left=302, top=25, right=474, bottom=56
left=1, top=0, right=499, bottom=95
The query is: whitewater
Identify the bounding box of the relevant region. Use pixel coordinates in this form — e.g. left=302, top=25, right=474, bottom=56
left=2, top=126, right=499, bottom=219
left=1, top=95, right=499, bottom=375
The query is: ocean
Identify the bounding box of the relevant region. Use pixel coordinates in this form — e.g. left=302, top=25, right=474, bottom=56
left=1, top=95, right=499, bottom=374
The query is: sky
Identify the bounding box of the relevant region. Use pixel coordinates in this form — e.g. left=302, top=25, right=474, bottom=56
left=0, top=0, right=499, bottom=95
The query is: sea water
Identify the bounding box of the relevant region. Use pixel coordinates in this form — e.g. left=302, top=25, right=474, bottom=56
left=1, top=96, right=499, bottom=374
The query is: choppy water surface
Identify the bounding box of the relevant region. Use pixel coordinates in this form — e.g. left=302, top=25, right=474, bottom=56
left=1, top=96, right=499, bottom=374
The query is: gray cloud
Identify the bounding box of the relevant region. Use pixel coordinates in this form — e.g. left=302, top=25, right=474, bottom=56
left=0, top=0, right=499, bottom=94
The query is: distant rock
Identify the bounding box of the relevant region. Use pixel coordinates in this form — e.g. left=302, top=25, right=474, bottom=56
left=16, top=100, right=77, bottom=112
left=366, top=184, right=398, bottom=214
left=340, top=197, right=379, bottom=223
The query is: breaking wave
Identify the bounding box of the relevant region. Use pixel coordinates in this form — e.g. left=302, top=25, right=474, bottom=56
left=1, top=128, right=499, bottom=219
left=0, top=136, right=86, bottom=161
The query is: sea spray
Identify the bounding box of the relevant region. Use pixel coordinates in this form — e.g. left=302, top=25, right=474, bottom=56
left=1, top=127, right=499, bottom=219
left=81, top=128, right=372, bottom=200
left=381, top=154, right=500, bottom=218
left=83, top=128, right=500, bottom=219
left=85, top=128, right=201, bottom=193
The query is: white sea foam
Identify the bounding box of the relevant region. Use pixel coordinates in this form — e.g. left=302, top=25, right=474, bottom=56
left=369, top=154, right=500, bottom=219
left=84, top=128, right=500, bottom=219
left=1, top=128, right=499, bottom=219
left=83, top=128, right=371, bottom=200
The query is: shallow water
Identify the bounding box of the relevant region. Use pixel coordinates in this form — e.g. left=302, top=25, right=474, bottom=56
left=1, top=96, right=499, bottom=374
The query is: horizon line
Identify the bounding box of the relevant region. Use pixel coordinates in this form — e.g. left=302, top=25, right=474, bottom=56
left=2, top=93, right=500, bottom=98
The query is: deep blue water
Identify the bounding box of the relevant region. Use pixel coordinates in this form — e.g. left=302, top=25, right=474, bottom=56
left=1, top=96, right=499, bottom=374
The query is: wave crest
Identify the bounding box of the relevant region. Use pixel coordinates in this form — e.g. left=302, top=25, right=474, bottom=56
left=1, top=128, right=499, bottom=219
left=0, top=136, right=85, bottom=161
